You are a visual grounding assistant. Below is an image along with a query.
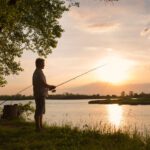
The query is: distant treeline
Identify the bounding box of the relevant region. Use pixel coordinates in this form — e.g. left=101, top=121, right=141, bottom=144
left=0, top=93, right=117, bottom=100
left=0, top=92, right=150, bottom=100
left=0, top=95, right=33, bottom=100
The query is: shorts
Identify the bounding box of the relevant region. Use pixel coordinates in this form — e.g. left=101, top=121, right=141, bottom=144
left=35, top=96, right=45, bottom=116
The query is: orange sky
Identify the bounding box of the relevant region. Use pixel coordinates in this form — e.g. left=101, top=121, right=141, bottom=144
left=0, top=0, right=150, bottom=95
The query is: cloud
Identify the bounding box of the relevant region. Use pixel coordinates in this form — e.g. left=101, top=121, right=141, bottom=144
left=84, top=46, right=98, bottom=51
left=68, top=4, right=122, bottom=33
left=86, top=22, right=120, bottom=33
left=69, top=8, right=98, bottom=22
left=141, top=27, right=150, bottom=39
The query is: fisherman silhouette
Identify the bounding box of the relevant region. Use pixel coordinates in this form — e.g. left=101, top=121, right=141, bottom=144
left=32, top=58, right=56, bottom=131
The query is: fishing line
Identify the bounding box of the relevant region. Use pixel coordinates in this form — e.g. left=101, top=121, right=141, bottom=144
left=0, top=63, right=108, bottom=105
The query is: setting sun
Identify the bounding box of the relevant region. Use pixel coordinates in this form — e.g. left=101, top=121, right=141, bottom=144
left=96, top=54, right=134, bottom=84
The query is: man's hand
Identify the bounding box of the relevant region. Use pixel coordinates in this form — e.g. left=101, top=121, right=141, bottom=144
left=48, top=85, right=56, bottom=91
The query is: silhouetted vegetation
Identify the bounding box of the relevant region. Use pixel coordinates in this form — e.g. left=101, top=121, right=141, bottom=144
left=0, top=0, right=69, bottom=86
left=1, top=91, right=150, bottom=101
left=0, top=93, right=118, bottom=101
left=47, top=93, right=118, bottom=99
left=0, top=119, right=149, bottom=150
left=89, top=97, right=150, bottom=105
left=89, top=91, right=150, bottom=105
left=0, top=94, right=33, bottom=101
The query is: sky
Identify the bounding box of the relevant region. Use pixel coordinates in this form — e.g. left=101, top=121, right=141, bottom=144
left=0, top=0, right=150, bottom=95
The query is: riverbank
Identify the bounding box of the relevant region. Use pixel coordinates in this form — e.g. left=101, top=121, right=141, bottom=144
left=88, top=97, right=150, bottom=105
left=0, top=119, right=150, bottom=150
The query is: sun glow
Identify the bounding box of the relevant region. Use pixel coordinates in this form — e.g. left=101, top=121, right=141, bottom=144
left=97, top=54, right=133, bottom=84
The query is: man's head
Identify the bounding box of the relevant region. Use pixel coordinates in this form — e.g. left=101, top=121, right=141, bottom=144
left=35, top=58, right=45, bottom=69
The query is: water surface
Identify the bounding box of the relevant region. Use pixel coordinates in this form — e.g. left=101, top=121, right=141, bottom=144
left=2, top=99, right=150, bottom=132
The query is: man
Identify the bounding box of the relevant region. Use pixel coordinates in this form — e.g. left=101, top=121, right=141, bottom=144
left=32, top=58, right=56, bottom=131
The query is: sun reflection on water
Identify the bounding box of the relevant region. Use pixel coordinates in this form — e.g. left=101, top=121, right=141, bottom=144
left=107, top=104, right=123, bottom=128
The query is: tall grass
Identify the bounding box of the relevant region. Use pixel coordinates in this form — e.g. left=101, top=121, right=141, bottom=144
left=0, top=119, right=150, bottom=150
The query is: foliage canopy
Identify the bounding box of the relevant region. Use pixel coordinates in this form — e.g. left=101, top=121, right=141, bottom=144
left=0, top=0, right=68, bottom=86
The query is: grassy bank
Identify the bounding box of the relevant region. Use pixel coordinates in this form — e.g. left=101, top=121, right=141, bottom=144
left=88, top=98, right=150, bottom=105
left=0, top=120, right=150, bottom=150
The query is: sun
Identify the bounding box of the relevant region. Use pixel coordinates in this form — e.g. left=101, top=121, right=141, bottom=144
left=96, top=54, right=133, bottom=84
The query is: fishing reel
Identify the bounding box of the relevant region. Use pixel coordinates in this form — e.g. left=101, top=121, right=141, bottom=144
left=52, top=89, right=56, bottom=93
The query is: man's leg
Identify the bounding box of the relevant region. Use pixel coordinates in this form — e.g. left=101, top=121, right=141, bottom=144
left=40, top=115, right=43, bottom=129
left=34, top=114, right=41, bottom=131
left=35, top=96, right=45, bottom=131
left=34, top=97, right=43, bottom=131
left=39, top=96, right=45, bottom=129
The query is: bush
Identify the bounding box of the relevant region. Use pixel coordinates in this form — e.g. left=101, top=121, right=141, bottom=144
left=18, top=101, right=35, bottom=120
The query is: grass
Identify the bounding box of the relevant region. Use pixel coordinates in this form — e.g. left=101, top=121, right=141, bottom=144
left=0, top=119, right=150, bottom=150
left=88, top=97, right=150, bottom=105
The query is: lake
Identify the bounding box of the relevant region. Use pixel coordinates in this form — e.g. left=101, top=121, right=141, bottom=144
left=1, top=99, right=150, bottom=133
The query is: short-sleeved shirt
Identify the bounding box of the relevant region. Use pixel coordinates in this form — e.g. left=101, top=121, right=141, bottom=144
left=32, top=69, right=48, bottom=98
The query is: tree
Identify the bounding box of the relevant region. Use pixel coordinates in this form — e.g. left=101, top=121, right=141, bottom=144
left=0, top=0, right=69, bottom=86
left=0, top=0, right=117, bottom=87
left=121, top=91, right=125, bottom=97
left=129, top=91, right=133, bottom=97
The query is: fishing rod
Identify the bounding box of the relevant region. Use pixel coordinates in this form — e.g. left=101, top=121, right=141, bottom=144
left=55, top=63, right=107, bottom=88
left=0, top=63, right=108, bottom=105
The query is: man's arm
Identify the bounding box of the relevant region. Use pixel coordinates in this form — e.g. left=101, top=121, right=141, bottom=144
left=39, top=71, right=56, bottom=91
left=41, top=80, right=56, bottom=91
